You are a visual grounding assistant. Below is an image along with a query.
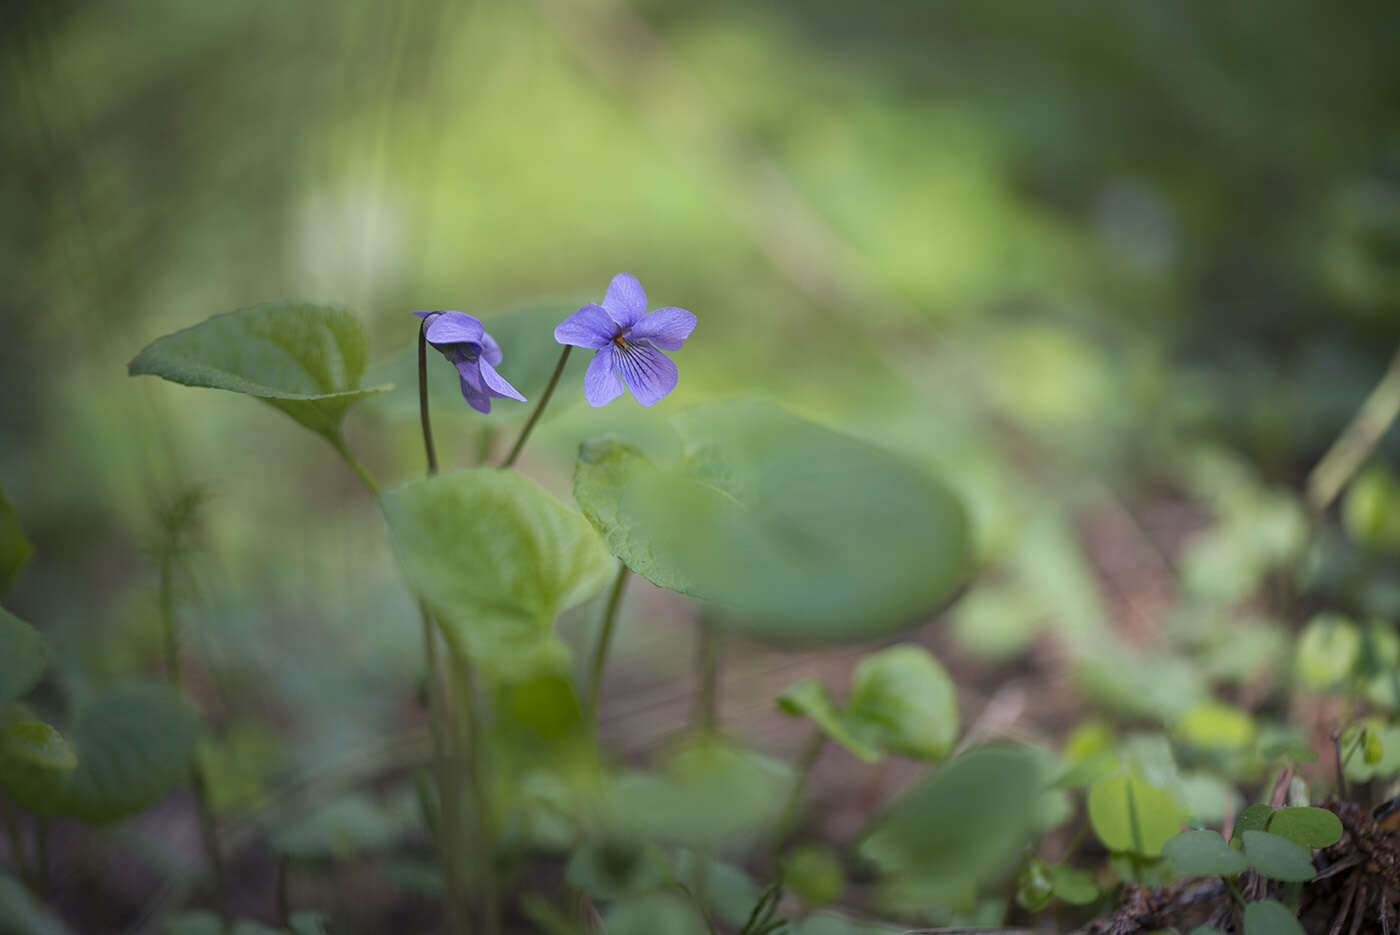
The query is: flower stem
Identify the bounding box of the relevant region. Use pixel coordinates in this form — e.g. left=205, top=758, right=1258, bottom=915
left=501, top=345, right=572, bottom=469
left=421, top=608, right=468, bottom=935
left=158, top=541, right=228, bottom=927
left=451, top=652, right=500, bottom=935
left=418, top=321, right=439, bottom=476
left=586, top=565, right=630, bottom=725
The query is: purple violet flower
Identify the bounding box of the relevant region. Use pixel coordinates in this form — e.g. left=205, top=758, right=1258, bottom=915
left=414, top=310, right=526, bottom=414
left=553, top=273, right=696, bottom=407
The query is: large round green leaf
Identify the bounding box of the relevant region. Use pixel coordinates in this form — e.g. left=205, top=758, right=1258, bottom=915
left=574, top=399, right=970, bottom=643
left=859, top=746, right=1042, bottom=904
left=2, top=683, right=201, bottom=823
left=382, top=469, right=613, bottom=680
left=1241, top=830, right=1315, bottom=882
left=0, top=608, right=45, bottom=708
left=128, top=302, right=391, bottom=443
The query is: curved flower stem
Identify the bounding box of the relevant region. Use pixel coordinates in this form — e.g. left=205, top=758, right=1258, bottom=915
left=418, top=322, right=439, bottom=476
left=586, top=565, right=630, bottom=725
left=501, top=345, right=572, bottom=469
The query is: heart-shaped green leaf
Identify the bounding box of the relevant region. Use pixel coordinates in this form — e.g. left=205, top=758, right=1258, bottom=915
left=777, top=678, right=882, bottom=762
left=383, top=469, right=613, bottom=681
left=844, top=644, right=959, bottom=761
left=1087, top=773, right=1188, bottom=857
left=0, top=609, right=45, bottom=708
left=1268, top=806, right=1343, bottom=849
left=1241, top=830, right=1315, bottom=881
left=1162, top=829, right=1247, bottom=877
left=0, top=488, right=32, bottom=596
left=860, top=746, right=1041, bottom=905
left=2, top=683, right=201, bottom=822
left=574, top=399, right=969, bottom=644
left=129, top=302, right=391, bottom=443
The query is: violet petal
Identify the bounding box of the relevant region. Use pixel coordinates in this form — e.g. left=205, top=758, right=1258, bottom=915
left=554, top=304, right=617, bottom=349
left=628, top=306, right=696, bottom=351
left=615, top=341, right=678, bottom=407
left=584, top=345, right=625, bottom=407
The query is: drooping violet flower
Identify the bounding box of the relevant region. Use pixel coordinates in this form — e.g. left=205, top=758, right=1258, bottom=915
left=553, top=273, right=696, bottom=407
left=414, top=310, right=526, bottom=414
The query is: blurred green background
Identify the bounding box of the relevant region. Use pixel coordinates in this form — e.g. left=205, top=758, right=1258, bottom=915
left=3, top=0, right=1400, bottom=923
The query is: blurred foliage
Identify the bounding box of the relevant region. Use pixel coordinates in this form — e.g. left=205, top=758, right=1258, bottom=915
left=4, top=0, right=1400, bottom=931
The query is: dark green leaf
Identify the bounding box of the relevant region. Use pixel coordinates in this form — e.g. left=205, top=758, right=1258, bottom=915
left=0, top=608, right=45, bottom=707
left=1241, top=830, right=1315, bottom=882
left=574, top=399, right=970, bottom=644
left=0, top=489, right=33, bottom=596
left=1162, top=830, right=1247, bottom=877
left=860, top=746, right=1041, bottom=905
left=1268, top=806, right=1343, bottom=849
left=13, top=683, right=203, bottom=823
left=604, top=739, right=793, bottom=851
left=0, top=871, right=75, bottom=934
left=844, top=644, right=959, bottom=761
left=1087, top=773, right=1188, bottom=857
left=1243, top=898, right=1305, bottom=935
left=382, top=469, right=613, bottom=681
left=602, top=891, right=710, bottom=935
left=129, top=302, right=391, bottom=443
left=777, top=677, right=882, bottom=762
left=272, top=793, right=405, bottom=859
left=1233, top=803, right=1274, bottom=840
left=564, top=836, right=667, bottom=900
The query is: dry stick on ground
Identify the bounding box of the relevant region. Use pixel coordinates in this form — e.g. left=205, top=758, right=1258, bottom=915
left=1308, top=342, right=1400, bottom=514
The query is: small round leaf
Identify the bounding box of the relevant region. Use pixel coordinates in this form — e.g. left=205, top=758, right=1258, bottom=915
left=1268, top=806, right=1342, bottom=849
left=1162, top=830, right=1247, bottom=877
left=1243, top=898, right=1305, bottom=935
left=1087, top=774, right=1188, bottom=857
left=844, top=645, right=959, bottom=761
left=1241, top=830, right=1315, bottom=882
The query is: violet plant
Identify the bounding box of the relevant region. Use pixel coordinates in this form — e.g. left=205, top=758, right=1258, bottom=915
left=111, top=273, right=979, bottom=933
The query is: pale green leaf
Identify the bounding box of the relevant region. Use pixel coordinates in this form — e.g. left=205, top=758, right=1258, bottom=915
left=777, top=678, right=882, bottom=762
left=845, top=644, right=959, bottom=761
left=1087, top=773, right=1188, bottom=857
left=382, top=469, right=613, bottom=681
